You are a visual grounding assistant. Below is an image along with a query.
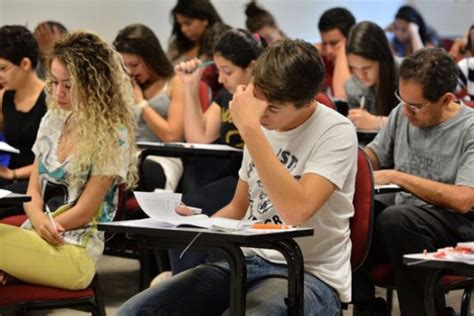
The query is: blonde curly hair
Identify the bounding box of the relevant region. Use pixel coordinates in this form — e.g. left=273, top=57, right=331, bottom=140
left=45, top=30, right=138, bottom=190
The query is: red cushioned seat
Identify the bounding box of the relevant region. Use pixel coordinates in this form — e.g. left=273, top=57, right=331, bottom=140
left=0, top=214, right=27, bottom=226
left=0, top=274, right=105, bottom=315
left=0, top=283, right=94, bottom=305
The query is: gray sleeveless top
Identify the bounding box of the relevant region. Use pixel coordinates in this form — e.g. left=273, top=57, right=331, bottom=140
left=136, top=81, right=171, bottom=142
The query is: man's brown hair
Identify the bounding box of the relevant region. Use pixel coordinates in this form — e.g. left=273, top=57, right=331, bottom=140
left=253, top=39, right=325, bottom=108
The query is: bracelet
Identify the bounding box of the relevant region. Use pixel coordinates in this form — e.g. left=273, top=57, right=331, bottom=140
left=12, top=169, right=17, bottom=180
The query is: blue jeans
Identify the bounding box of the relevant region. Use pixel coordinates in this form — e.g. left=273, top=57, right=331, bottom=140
left=117, top=255, right=341, bottom=316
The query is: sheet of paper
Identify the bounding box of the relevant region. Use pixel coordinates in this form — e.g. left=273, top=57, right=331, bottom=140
left=0, top=189, right=12, bottom=199
left=133, top=191, right=243, bottom=229
left=0, top=141, right=20, bottom=154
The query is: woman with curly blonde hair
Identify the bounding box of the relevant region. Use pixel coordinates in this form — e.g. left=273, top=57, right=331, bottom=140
left=0, top=30, right=138, bottom=290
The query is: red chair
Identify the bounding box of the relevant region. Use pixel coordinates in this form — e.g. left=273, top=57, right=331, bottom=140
left=0, top=214, right=27, bottom=226
left=350, top=147, right=375, bottom=272
left=369, top=263, right=474, bottom=315
left=441, top=37, right=455, bottom=52
left=0, top=217, right=106, bottom=316
left=340, top=147, right=375, bottom=312
left=199, top=80, right=211, bottom=112
left=0, top=274, right=105, bottom=316
left=464, top=100, right=474, bottom=109
left=315, top=92, right=337, bottom=110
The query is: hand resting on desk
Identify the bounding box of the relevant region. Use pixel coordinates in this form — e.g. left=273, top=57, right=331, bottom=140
left=176, top=203, right=202, bottom=216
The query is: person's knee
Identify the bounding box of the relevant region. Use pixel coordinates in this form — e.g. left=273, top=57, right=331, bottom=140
left=117, top=285, right=174, bottom=316
left=376, top=204, right=413, bottom=236
left=245, top=278, right=288, bottom=316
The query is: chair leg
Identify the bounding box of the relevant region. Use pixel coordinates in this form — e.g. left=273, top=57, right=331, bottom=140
left=386, top=288, right=393, bottom=313
left=460, top=287, right=472, bottom=316
left=91, top=274, right=106, bottom=316
left=139, top=248, right=158, bottom=290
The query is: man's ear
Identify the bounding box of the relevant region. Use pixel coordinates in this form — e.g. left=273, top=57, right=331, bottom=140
left=19, top=57, right=33, bottom=71
left=441, top=92, right=455, bottom=106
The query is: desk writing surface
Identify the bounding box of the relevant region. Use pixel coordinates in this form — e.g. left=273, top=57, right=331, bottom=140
left=374, top=184, right=402, bottom=194
left=0, top=192, right=31, bottom=204
left=404, top=253, right=474, bottom=277
left=99, top=218, right=314, bottom=243
left=100, top=218, right=310, bottom=316
left=137, top=141, right=243, bottom=159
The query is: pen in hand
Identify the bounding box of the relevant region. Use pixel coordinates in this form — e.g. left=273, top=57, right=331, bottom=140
left=359, top=95, right=366, bottom=110
left=45, top=205, right=58, bottom=231
left=197, top=60, right=215, bottom=69
left=179, top=60, right=215, bottom=74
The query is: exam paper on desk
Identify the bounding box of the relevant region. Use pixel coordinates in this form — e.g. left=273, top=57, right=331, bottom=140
left=133, top=191, right=246, bottom=230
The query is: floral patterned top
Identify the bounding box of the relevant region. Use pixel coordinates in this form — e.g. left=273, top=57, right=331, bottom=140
left=22, top=110, right=130, bottom=263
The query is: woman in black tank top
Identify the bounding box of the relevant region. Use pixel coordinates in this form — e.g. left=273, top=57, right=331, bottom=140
left=0, top=25, right=46, bottom=218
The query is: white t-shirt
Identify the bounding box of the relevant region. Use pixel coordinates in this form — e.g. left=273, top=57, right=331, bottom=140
left=239, top=104, right=358, bottom=302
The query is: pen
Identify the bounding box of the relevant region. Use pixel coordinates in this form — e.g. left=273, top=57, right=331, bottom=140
left=45, top=205, right=58, bottom=231
left=197, top=60, right=215, bottom=68
left=251, top=223, right=296, bottom=230
left=359, top=95, right=366, bottom=110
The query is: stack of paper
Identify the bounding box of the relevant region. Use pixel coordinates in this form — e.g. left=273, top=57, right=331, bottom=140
left=134, top=191, right=249, bottom=230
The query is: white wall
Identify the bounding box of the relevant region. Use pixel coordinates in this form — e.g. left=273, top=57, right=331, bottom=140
left=406, top=0, right=474, bottom=38
left=0, top=0, right=472, bottom=47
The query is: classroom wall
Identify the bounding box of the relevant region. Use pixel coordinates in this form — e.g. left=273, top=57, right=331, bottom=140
left=0, top=0, right=472, bottom=47
left=407, top=0, right=474, bottom=38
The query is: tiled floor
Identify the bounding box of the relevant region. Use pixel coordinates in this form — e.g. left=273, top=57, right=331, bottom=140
left=13, top=255, right=469, bottom=315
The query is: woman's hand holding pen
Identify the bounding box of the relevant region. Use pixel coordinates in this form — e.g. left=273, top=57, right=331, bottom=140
left=31, top=211, right=65, bottom=246
left=174, top=58, right=206, bottom=88
left=348, top=109, right=379, bottom=130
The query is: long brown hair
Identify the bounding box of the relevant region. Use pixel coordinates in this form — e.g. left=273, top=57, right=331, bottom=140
left=346, top=21, right=398, bottom=116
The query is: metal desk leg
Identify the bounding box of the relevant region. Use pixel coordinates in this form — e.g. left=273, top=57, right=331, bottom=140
left=219, top=244, right=247, bottom=316
left=425, top=269, right=449, bottom=316
left=271, top=239, right=304, bottom=316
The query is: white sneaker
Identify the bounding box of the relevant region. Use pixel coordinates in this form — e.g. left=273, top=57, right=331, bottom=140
left=149, top=271, right=172, bottom=287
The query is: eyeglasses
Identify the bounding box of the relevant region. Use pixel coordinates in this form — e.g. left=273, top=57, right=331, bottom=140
left=394, top=90, right=433, bottom=113
left=0, top=63, right=15, bottom=75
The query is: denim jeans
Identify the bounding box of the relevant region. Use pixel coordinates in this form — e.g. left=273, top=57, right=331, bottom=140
left=117, top=255, right=341, bottom=316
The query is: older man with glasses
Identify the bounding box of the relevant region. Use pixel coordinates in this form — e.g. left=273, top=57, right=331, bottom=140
left=353, top=47, right=474, bottom=316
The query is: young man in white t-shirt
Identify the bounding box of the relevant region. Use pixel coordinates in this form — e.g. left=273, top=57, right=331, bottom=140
left=118, top=39, right=358, bottom=316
